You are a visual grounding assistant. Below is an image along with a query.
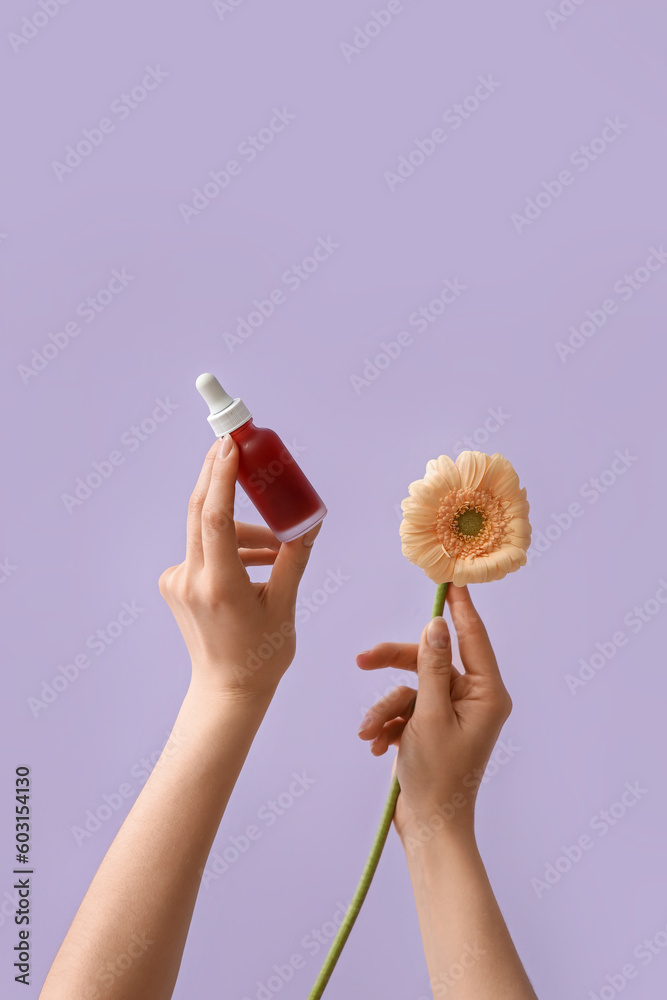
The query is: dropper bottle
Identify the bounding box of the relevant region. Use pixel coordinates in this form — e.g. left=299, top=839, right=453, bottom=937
left=196, top=373, right=327, bottom=543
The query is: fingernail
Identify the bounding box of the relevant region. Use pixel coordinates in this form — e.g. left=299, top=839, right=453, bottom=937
left=357, top=650, right=372, bottom=659
left=218, top=434, right=233, bottom=459
left=302, top=523, right=322, bottom=547
left=358, top=713, right=373, bottom=733
left=427, top=616, right=449, bottom=648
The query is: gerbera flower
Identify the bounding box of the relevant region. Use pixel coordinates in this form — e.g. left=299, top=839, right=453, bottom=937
left=399, top=451, right=531, bottom=585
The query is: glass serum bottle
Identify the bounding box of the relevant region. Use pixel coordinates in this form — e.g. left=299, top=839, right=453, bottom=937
left=196, top=373, right=327, bottom=543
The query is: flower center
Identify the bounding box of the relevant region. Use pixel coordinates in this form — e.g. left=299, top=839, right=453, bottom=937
left=456, top=507, right=485, bottom=537
left=434, top=486, right=511, bottom=559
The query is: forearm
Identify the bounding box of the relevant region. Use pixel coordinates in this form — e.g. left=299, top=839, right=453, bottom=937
left=40, top=677, right=274, bottom=1000
left=402, top=827, right=538, bottom=999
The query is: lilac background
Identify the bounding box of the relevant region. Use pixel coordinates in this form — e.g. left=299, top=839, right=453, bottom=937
left=2, top=1, right=666, bottom=997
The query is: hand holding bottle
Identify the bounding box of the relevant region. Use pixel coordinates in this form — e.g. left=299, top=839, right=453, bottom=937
left=40, top=435, right=323, bottom=1000
left=158, top=436, right=322, bottom=700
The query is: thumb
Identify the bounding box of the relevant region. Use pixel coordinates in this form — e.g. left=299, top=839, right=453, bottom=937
left=266, top=521, right=322, bottom=609
left=413, top=616, right=454, bottom=722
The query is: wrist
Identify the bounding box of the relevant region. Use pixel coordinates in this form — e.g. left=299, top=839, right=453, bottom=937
left=159, top=674, right=276, bottom=776
left=401, top=830, right=482, bottom=898
left=398, top=811, right=478, bottom=862
left=187, top=665, right=279, bottom=712
left=177, top=674, right=277, bottom=753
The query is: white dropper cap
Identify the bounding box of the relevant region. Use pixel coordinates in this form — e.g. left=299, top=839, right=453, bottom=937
left=195, top=373, right=252, bottom=436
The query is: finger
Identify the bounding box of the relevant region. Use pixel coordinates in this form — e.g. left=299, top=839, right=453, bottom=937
left=265, top=521, right=323, bottom=611
left=236, top=522, right=282, bottom=552
left=370, top=718, right=406, bottom=756
left=446, top=583, right=502, bottom=682
left=356, top=642, right=419, bottom=671
left=200, top=435, right=246, bottom=577
left=356, top=643, right=462, bottom=681
left=157, top=564, right=178, bottom=601
left=412, top=616, right=455, bottom=722
left=358, top=685, right=417, bottom=739
left=239, top=547, right=279, bottom=567
left=185, top=440, right=220, bottom=566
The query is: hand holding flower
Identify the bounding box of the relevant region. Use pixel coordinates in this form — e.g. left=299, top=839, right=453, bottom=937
left=308, top=449, right=532, bottom=998
left=357, top=584, right=512, bottom=845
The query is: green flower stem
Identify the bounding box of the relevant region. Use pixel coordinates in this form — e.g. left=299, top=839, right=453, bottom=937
left=430, top=580, right=449, bottom=622
left=307, top=581, right=449, bottom=998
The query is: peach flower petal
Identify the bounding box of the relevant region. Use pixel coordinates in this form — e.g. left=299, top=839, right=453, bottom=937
left=452, top=557, right=487, bottom=585
left=506, top=517, right=532, bottom=542
left=400, top=504, right=438, bottom=527
left=505, top=500, right=530, bottom=521
left=455, top=451, right=489, bottom=491
left=426, top=455, right=461, bottom=491
left=499, top=543, right=528, bottom=564
left=423, top=552, right=457, bottom=584
left=407, top=480, right=442, bottom=508
left=482, top=453, right=520, bottom=500
left=485, top=549, right=516, bottom=581
left=400, top=450, right=530, bottom=585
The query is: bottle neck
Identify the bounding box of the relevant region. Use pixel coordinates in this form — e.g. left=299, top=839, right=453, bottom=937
left=229, top=417, right=255, bottom=438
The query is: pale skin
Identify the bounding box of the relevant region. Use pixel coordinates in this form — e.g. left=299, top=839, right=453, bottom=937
left=39, top=434, right=537, bottom=1000
left=356, top=589, right=538, bottom=998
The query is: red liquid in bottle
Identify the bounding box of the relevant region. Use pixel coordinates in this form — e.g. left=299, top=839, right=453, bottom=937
left=230, top=418, right=327, bottom=542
